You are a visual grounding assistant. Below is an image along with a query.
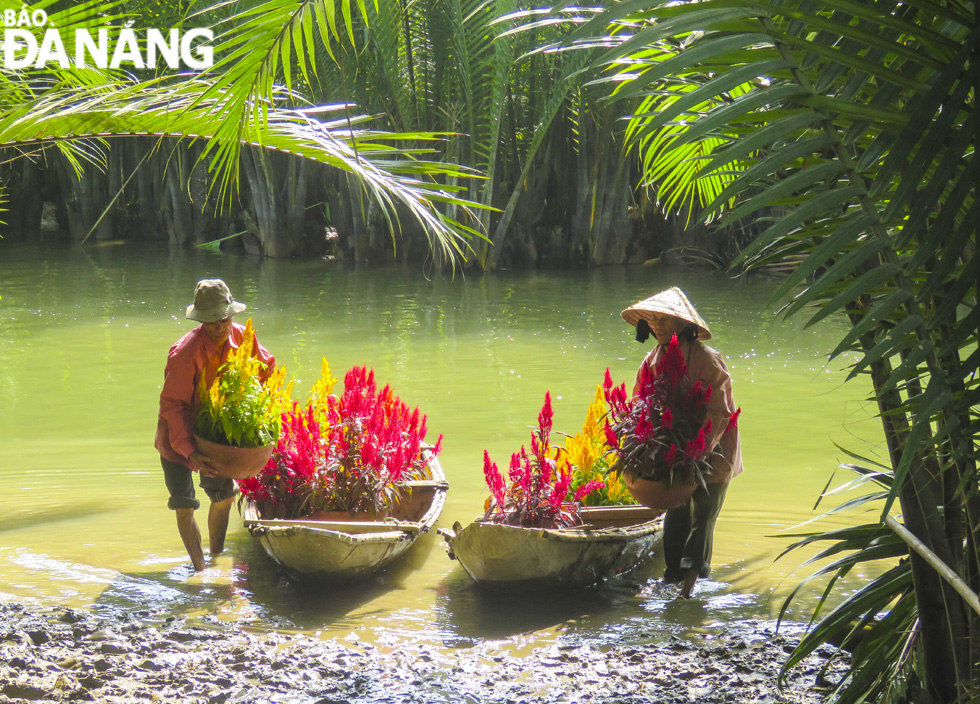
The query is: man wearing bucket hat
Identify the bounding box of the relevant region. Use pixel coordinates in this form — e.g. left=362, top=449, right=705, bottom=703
left=622, top=286, right=742, bottom=598
left=154, top=279, right=276, bottom=571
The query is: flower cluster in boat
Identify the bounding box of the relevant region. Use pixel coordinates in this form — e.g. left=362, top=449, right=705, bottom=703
left=602, top=333, right=739, bottom=486
left=482, top=392, right=603, bottom=529
left=562, top=385, right=635, bottom=506
left=238, top=362, right=442, bottom=519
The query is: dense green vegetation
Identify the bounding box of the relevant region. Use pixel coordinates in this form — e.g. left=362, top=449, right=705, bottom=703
left=0, top=0, right=728, bottom=268
left=551, top=1, right=978, bottom=702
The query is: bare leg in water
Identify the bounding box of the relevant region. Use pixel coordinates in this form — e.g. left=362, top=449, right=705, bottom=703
left=208, top=497, right=234, bottom=556
left=175, top=508, right=206, bottom=571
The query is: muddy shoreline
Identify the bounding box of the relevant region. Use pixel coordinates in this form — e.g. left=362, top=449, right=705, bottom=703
left=0, top=600, right=846, bottom=703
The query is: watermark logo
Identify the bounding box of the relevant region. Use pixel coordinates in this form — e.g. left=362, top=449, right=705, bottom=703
left=2, top=9, right=214, bottom=70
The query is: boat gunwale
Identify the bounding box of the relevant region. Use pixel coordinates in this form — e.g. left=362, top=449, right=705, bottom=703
left=451, top=505, right=664, bottom=544
left=457, top=516, right=663, bottom=544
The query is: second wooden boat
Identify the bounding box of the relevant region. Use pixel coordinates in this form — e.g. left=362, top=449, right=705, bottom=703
left=243, top=458, right=448, bottom=581
left=439, top=505, right=664, bottom=589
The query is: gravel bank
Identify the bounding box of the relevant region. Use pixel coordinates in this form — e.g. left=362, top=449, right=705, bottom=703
left=0, top=601, right=845, bottom=703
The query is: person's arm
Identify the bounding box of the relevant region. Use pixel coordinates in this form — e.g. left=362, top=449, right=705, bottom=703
left=254, top=333, right=276, bottom=380
left=696, top=348, right=737, bottom=453
left=159, top=345, right=216, bottom=474
left=160, top=347, right=197, bottom=461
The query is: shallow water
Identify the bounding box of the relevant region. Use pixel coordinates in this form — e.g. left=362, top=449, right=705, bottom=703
left=0, top=241, right=887, bottom=649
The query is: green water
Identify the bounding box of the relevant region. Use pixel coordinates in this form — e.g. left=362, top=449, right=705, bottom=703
left=0, top=241, right=886, bottom=648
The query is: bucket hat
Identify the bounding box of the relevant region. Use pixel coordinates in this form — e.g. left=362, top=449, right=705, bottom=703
left=621, top=286, right=712, bottom=340
left=185, top=279, right=247, bottom=323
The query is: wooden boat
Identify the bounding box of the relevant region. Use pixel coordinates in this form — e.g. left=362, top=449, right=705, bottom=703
left=439, top=505, right=664, bottom=589
left=243, top=458, right=448, bottom=581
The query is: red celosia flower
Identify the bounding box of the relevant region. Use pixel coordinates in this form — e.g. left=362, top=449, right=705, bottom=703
left=238, top=365, right=440, bottom=517
left=603, top=422, right=620, bottom=449
left=483, top=450, right=506, bottom=507
left=481, top=392, right=588, bottom=529
left=550, top=466, right=573, bottom=511
left=655, top=334, right=687, bottom=390
left=635, top=413, right=653, bottom=442
left=538, top=391, right=554, bottom=444
left=574, top=481, right=605, bottom=503
left=689, top=380, right=703, bottom=401
left=662, top=407, right=673, bottom=429
left=685, top=427, right=707, bottom=460
left=726, top=407, right=741, bottom=433
left=508, top=452, right=522, bottom=483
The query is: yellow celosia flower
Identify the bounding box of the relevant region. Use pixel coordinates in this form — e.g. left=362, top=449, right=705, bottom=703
left=308, top=359, right=338, bottom=402
left=194, top=317, right=291, bottom=448
left=564, top=384, right=635, bottom=506
left=307, top=359, right=336, bottom=429
left=209, top=380, right=222, bottom=409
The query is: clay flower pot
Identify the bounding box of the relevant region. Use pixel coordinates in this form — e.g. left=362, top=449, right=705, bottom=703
left=193, top=433, right=274, bottom=480
left=623, top=473, right=697, bottom=510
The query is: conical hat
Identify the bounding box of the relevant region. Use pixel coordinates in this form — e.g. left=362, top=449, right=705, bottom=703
left=621, top=287, right=712, bottom=340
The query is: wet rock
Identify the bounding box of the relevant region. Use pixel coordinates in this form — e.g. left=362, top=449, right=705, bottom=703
left=2, top=682, right=49, bottom=700
left=10, top=631, right=34, bottom=647
left=58, top=609, right=83, bottom=624
left=99, top=642, right=130, bottom=655
left=139, top=659, right=164, bottom=671
left=8, top=656, right=31, bottom=670
left=26, top=630, right=49, bottom=646
left=72, top=625, right=96, bottom=640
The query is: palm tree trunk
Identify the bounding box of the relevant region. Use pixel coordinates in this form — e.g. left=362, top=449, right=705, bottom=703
left=847, top=298, right=969, bottom=702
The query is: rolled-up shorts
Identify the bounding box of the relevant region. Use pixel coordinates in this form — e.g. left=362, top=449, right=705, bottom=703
left=161, top=456, right=237, bottom=510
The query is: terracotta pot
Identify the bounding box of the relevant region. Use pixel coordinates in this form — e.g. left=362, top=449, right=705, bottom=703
left=308, top=508, right=390, bottom=522
left=193, top=433, right=274, bottom=480
left=623, top=473, right=697, bottom=510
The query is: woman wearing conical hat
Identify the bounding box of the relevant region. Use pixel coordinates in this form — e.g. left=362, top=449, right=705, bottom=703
left=622, top=287, right=743, bottom=598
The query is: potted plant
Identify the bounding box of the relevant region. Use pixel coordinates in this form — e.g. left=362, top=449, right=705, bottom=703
left=601, top=334, right=740, bottom=509
left=238, top=362, right=443, bottom=521
left=193, top=319, right=292, bottom=479
left=482, top=392, right=602, bottom=528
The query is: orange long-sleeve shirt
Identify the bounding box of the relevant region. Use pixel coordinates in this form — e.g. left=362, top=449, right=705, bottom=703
left=154, top=323, right=275, bottom=469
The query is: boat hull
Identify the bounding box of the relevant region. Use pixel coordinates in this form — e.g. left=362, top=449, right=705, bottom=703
left=442, top=505, right=664, bottom=589
left=243, top=458, right=447, bottom=582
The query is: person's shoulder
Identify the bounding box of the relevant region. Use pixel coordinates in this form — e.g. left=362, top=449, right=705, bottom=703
left=228, top=321, right=249, bottom=343
left=168, top=326, right=204, bottom=357
left=693, top=341, right=729, bottom=370
left=696, top=340, right=722, bottom=357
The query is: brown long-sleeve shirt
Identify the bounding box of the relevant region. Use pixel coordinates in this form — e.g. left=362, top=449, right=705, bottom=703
left=633, top=341, right=742, bottom=483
